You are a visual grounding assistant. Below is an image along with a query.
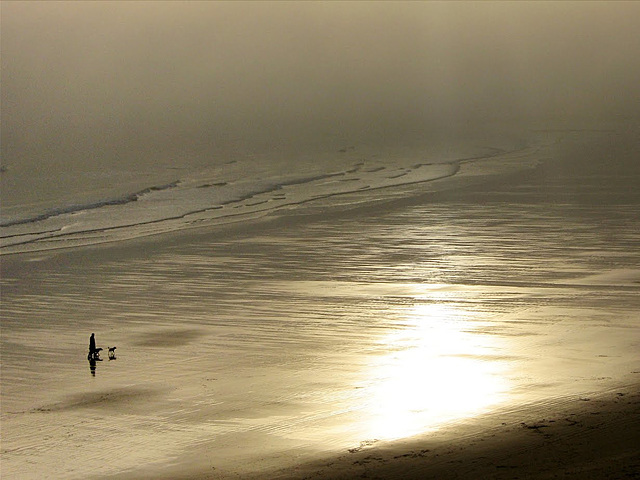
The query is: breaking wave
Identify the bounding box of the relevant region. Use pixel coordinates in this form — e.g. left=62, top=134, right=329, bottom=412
left=0, top=143, right=544, bottom=255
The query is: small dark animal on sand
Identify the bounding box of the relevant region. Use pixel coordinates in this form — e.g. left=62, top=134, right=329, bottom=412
left=108, top=346, right=117, bottom=359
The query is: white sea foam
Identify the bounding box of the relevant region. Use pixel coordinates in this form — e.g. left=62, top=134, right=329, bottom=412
left=0, top=140, right=546, bottom=255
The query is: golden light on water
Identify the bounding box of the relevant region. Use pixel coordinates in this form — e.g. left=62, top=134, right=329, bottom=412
left=362, top=302, right=510, bottom=440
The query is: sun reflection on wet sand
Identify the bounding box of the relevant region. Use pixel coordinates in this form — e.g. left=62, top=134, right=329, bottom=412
left=361, top=302, right=510, bottom=440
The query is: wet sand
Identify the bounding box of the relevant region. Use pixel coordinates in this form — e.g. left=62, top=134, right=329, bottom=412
left=1, top=130, right=639, bottom=479
left=263, top=386, right=640, bottom=480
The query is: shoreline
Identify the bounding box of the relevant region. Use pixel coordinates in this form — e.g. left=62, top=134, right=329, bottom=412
left=0, top=139, right=545, bottom=258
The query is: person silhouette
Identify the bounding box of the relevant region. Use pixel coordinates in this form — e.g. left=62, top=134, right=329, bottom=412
left=87, top=333, right=103, bottom=375
left=89, top=333, right=96, bottom=357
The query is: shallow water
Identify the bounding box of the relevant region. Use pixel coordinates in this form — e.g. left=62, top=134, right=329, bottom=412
left=0, top=127, right=540, bottom=255
left=1, top=130, right=639, bottom=479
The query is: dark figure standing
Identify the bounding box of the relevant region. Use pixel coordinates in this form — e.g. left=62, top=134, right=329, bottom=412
left=88, top=333, right=102, bottom=375
left=88, top=333, right=102, bottom=359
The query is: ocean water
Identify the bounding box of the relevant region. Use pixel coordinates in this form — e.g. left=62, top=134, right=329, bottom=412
left=1, top=127, right=542, bottom=255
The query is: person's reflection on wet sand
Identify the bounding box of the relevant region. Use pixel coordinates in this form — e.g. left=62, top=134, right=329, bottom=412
left=88, top=352, right=102, bottom=376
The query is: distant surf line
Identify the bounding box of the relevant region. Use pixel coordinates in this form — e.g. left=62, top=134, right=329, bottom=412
left=0, top=181, right=181, bottom=228
left=0, top=145, right=538, bottom=255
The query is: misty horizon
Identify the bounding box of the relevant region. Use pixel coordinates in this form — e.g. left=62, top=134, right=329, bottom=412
left=2, top=1, right=639, bottom=170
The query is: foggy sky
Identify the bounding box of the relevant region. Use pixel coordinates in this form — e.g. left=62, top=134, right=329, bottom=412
left=2, top=1, right=639, bottom=166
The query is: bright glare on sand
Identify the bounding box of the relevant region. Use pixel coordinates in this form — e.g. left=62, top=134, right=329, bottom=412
left=363, top=301, right=508, bottom=440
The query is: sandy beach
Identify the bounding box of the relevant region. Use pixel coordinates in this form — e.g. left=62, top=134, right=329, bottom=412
left=2, top=130, right=639, bottom=479
left=266, top=386, right=640, bottom=480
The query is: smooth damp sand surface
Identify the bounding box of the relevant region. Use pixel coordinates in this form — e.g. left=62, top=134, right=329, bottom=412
left=1, top=131, right=640, bottom=479
left=267, top=386, right=640, bottom=480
